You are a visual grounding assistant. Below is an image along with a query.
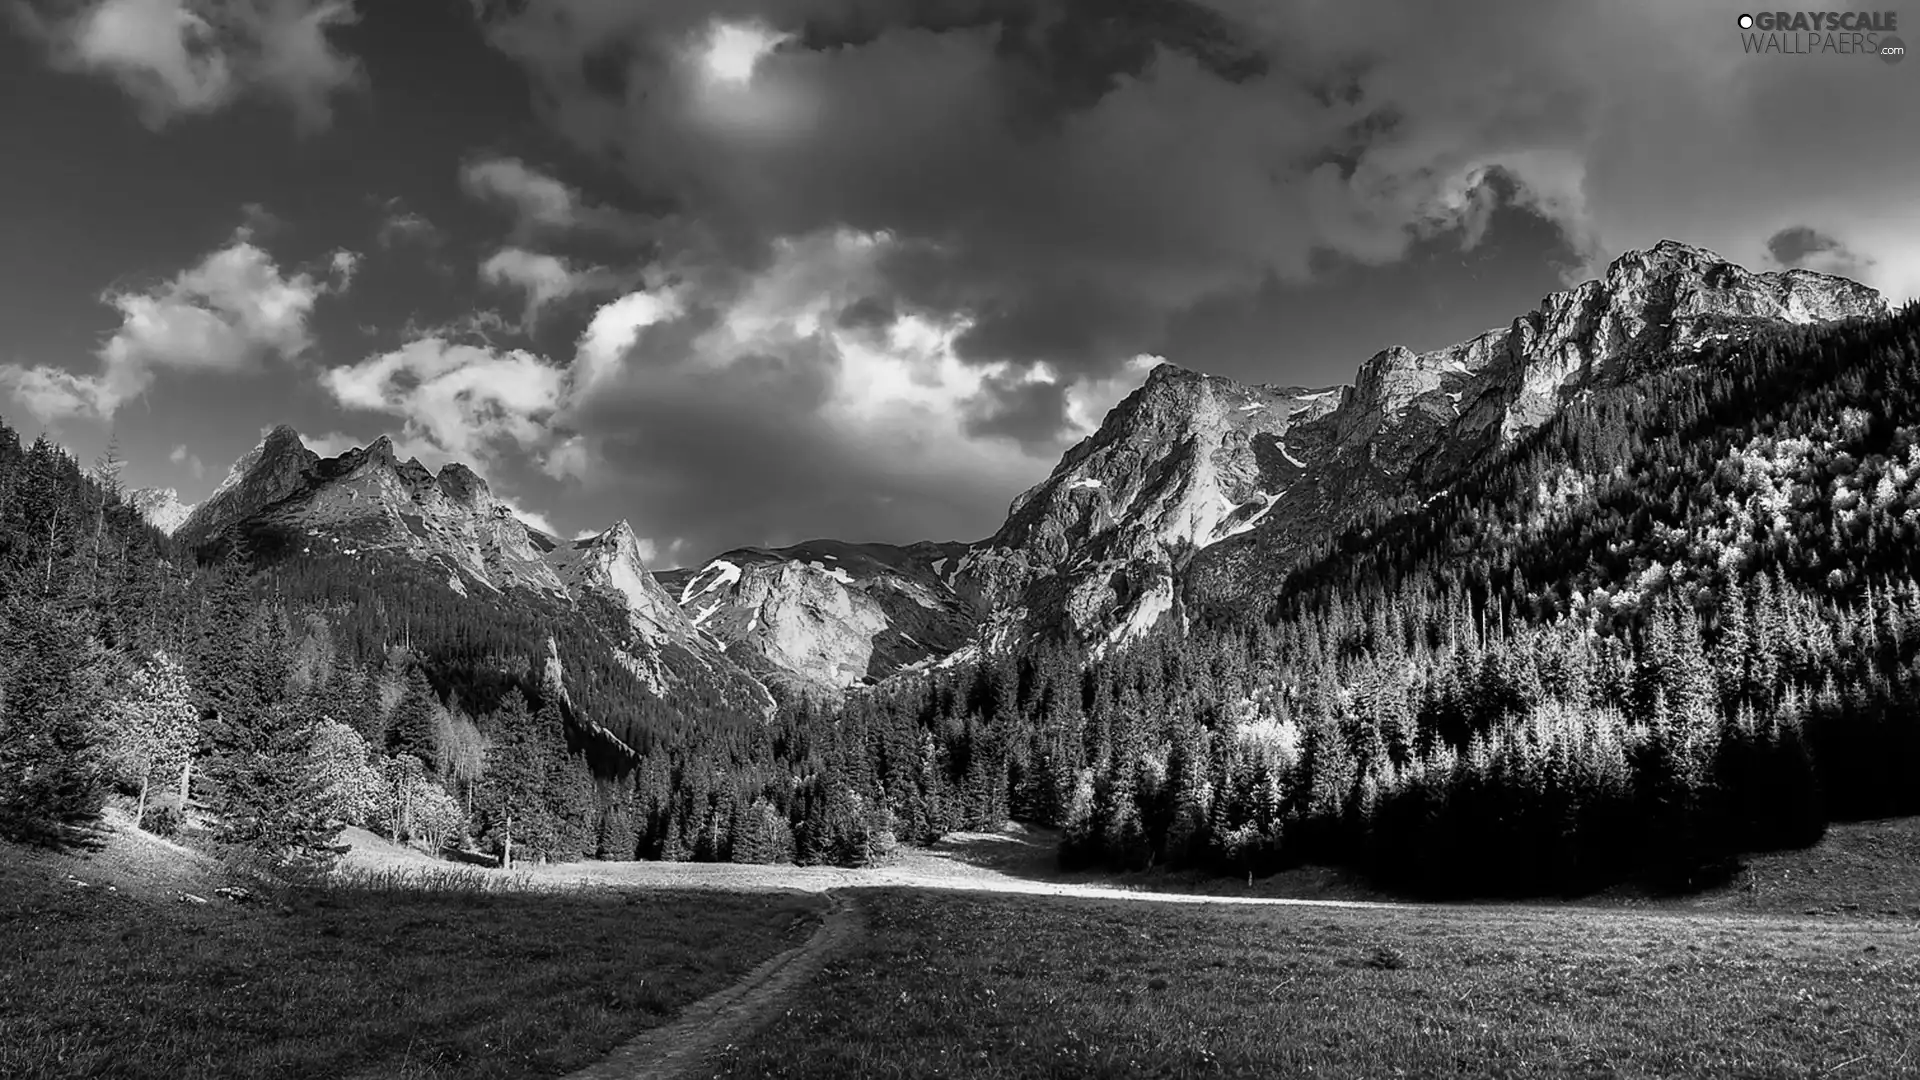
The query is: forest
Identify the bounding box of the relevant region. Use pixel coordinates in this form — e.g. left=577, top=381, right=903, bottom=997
left=3, top=303, right=1918, bottom=896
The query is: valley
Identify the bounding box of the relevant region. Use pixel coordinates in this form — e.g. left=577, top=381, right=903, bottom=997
left=7, top=239, right=1920, bottom=1080
left=7, top=1, right=1917, bottom=1075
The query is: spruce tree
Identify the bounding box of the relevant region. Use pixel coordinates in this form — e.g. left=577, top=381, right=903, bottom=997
left=0, top=600, right=110, bottom=842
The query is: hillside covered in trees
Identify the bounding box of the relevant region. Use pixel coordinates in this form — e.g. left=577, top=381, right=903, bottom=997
left=839, top=302, right=1920, bottom=895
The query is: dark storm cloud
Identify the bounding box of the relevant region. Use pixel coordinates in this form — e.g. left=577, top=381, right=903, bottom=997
left=560, top=333, right=1027, bottom=554
left=835, top=294, right=896, bottom=330
left=961, top=374, right=1073, bottom=455
left=475, top=0, right=1363, bottom=401
left=1767, top=226, right=1871, bottom=280
left=950, top=277, right=1161, bottom=377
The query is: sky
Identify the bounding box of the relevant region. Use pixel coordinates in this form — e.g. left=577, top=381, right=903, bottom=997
left=1, top=0, right=1915, bottom=568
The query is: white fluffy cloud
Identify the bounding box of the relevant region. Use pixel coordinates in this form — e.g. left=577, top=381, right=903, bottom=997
left=0, top=229, right=339, bottom=422
left=459, top=156, right=650, bottom=242
left=571, top=289, right=683, bottom=393
left=22, top=0, right=363, bottom=129
left=168, top=442, right=206, bottom=479
left=319, top=338, right=568, bottom=466
left=478, top=247, right=621, bottom=325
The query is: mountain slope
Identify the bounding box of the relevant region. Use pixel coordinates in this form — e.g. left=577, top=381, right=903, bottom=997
left=952, top=240, right=1888, bottom=653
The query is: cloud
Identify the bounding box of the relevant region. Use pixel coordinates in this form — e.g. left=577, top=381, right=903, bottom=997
left=1205, top=0, right=1920, bottom=299
left=375, top=197, right=443, bottom=248
left=458, top=156, right=650, bottom=242
left=570, top=288, right=683, bottom=394
left=478, top=247, right=622, bottom=326
left=307, top=224, right=1155, bottom=555
left=442, top=0, right=1920, bottom=555
left=476, top=0, right=1920, bottom=379
left=329, top=249, right=360, bottom=289
left=168, top=442, right=206, bottom=479
left=318, top=337, right=568, bottom=466
left=18, top=0, right=363, bottom=129
left=534, top=227, right=1156, bottom=553
left=497, top=494, right=563, bottom=538
left=0, top=229, right=332, bottom=422
left=302, top=430, right=364, bottom=459
left=1766, top=226, right=1872, bottom=281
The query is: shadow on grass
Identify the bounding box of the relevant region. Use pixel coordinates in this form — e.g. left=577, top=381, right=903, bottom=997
left=0, top=813, right=112, bottom=855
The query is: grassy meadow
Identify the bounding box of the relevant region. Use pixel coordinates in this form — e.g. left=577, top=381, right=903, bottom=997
left=703, top=888, right=1920, bottom=1080
left=0, top=829, right=822, bottom=1080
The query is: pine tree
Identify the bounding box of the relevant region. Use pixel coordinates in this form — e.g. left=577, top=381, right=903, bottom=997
left=478, top=688, right=546, bottom=870
left=539, top=698, right=595, bottom=861
left=388, top=665, right=441, bottom=769
left=0, top=600, right=111, bottom=842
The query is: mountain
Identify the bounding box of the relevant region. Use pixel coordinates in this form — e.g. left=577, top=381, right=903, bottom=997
left=179, top=429, right=566, bottom=597
left=175, top=241, right=1890, bottom=709
left=178, top=426, right=774, bottom=739
left=657, top=539, right=976, bottom=691
left=126, top=487, right=193, bottom=535
left=948, top=240, right=1888, bottom=653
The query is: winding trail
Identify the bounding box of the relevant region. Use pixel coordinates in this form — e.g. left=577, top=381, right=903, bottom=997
left=558, top=891, right=862, bottom=1080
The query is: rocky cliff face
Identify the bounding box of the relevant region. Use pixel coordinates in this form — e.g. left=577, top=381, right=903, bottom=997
left=950, top=366, right=1341, bottom=652
left=546, top=520, right=698, bottom=648
left=954, top=240, right=1889, bottom=652
left=658, top=539, right=976, bottom=692
left=126, top=487, right=194, bottom=535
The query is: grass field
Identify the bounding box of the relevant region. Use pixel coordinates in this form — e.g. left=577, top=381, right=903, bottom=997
left=0, top=822, right=823, bottom=1080
left=11, top=810, right=1920, bottom=1079
left=702, top=888, right=1920, bottom=1079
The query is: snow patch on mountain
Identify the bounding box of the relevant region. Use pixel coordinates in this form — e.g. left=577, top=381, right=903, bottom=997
left=1206, top=491, right=1284, bottom=548
left=681, top=559, right=742, bottom=604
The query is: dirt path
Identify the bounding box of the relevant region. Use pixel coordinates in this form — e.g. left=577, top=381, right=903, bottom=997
left=557, top=891, right=862, bottom=1080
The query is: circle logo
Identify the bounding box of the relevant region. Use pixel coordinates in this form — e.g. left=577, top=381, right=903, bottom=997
left=1881, top=34, right=1906, bottom=63
left=1738, top=13, right=1754, bottom=28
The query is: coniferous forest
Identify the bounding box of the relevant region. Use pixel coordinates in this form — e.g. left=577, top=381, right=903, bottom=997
left=4, top=304, right=1919, bottom=895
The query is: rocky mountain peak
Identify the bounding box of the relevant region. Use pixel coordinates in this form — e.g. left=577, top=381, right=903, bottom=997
left=434, top=462, right=491, bottom=508
left=545, top=518, right=696, bottom=652
left=261, top=423, right=305, bottom=451
left=178, top=424, right=320, bottom=546
left=126, top=487, right=194, bottom=536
